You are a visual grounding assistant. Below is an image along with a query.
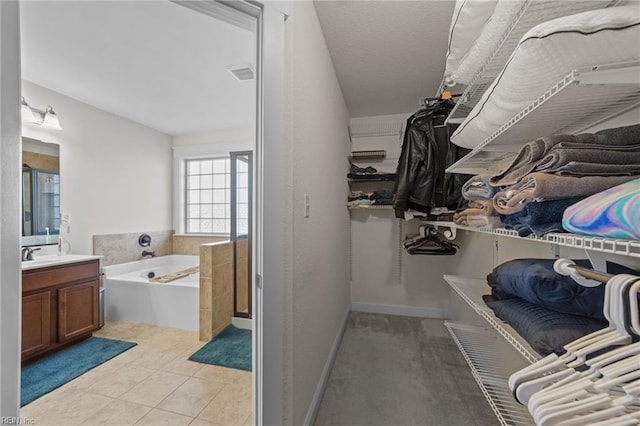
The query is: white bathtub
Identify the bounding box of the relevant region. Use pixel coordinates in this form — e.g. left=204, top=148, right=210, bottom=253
left=103, top=255, right=199, bottom=331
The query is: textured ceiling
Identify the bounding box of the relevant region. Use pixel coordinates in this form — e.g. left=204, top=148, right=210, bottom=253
left=20, top=1, right=255, bottom=136
left=314, top=0, right=455, bottom=118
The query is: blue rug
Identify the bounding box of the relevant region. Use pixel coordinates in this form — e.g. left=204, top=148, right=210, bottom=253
left=21, top=336, right=136, bottom=406
left=188, top=325, right=251, bottom=371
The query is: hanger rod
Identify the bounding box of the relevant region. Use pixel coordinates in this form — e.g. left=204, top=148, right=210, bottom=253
left=566, top=264, right=613, bottom=284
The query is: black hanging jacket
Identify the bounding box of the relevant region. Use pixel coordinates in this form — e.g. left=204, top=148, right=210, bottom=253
left=393, top=101, right=469, bottom=218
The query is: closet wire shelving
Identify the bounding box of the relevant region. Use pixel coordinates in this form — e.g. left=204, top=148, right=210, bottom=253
left=445, top=321, right=535, bottom=426
left=447, top=62, right=640, bottom=175
left=444, top=275, right=540, bottom=364
left=425, top=221, right=640, bottom=259
left=444, top=0, right=620, bottom=123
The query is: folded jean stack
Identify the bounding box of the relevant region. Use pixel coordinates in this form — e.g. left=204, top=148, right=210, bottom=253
left=347, top=190, right=395, bottom=207
left=483, top=259, right=640, bottom=356
left=459, top=124, right=640, bottom=237
left=453, top=175, right=502, bottom=228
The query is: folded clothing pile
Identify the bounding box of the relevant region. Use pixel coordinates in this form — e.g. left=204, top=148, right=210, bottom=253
left=465, top=124, right=640, bottom=237
left=454, top=175, right=502, bottom=228
left=348, top=163, right=397, bottom=181
left=347, top=190, right=395, bottom=207
left=484, top=258, right=640, bottom=356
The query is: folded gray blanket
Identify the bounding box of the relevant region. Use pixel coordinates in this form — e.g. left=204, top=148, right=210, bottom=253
left=493, top=173, right=639, bottom=215
left=491, top=124, right=640, bottom=186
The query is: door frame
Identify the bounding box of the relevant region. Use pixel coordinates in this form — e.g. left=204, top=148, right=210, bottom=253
left=0, top=1, right=287, bottom=424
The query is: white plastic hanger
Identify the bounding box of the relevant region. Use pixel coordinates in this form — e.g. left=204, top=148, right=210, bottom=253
left=517, top=275, right=640, bottom=408
left=529, top=278, right=640, bottom=424
left=511, top=274, right=633, bottom=402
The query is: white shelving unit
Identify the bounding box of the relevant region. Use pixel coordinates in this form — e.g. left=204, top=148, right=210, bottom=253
left=443, top=275, right=540, bottom=364
left=446, top=0, right=620, bottom=123
left=445, top=322, right=535, bottom=426
left=426, top=221, right=640, bottom=259
left=448, top=63, right=640, bottom=175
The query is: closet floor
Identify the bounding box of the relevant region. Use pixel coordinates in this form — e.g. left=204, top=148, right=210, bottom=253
left=314, top=312, right=498, bottom=426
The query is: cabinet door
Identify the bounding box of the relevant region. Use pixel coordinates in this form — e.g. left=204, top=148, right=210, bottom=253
left=58, top=280, right=99, bottom=342
left=22, top=291, right=52, bottom=358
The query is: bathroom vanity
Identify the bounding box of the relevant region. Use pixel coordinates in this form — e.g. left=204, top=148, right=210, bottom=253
left=22, top=255, right=101, bottom=362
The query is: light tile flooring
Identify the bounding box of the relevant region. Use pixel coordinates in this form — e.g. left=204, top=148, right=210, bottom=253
left=20, top=320, right=253, bottom=426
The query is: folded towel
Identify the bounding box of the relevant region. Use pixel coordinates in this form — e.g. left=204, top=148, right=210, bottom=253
left=563, top=178, right=640, bottom=240
left=491, top=125, right=640, bottom=186
left=468, top=199, right=496, bottom=216
left=500, top=197, right=584, bottom=237
left=595, top=123, right=640, bottom=146
left=461, top=175, right=497, bottom=200
left=536, top=146, right=640, bottom=173
left=465, top=214, right=503, bottom=228
left=493, top=173, right=638, bottom=215
left=454, top=210, right=502, bottom=228
left=491, top=134, right=603, bottom=186
left=546, top=162, right=640, bottom=177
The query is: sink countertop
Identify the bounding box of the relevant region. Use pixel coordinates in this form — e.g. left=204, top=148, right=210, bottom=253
left=22, top=254, right=102, bottom=271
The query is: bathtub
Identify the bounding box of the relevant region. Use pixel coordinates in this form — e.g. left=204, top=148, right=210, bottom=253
left=103, top=255, right=199, bottom=331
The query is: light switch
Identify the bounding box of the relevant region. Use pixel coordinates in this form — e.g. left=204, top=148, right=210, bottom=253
left=304, top=194, right=310, bottom=218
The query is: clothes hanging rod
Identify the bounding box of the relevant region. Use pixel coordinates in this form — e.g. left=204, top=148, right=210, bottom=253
left=555, top=258, right=614, bottom=285
left=566, top=264, right=613, bottom=284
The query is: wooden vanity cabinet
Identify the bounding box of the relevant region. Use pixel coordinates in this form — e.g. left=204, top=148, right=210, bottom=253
left=22, top=259, right=100, bottom=362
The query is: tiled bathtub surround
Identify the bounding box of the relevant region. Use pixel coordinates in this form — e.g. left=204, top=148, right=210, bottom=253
left=199, top=241, right=233, bottom=341
left=172, top=235, right=227, bottom=256
left=93, top=230, right=173, bottom=266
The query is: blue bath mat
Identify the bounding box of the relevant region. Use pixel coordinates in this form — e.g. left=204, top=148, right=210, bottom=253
left=21, top=336, right=136, bottom=406
left=188, top=325, right=252, bottom=371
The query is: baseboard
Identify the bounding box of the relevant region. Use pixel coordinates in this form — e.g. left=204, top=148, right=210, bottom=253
left=303, top=304, right=351, bottom=426
left=351, top=301, right=448, bottom=319
left=232, top=316, right=253, bottom=330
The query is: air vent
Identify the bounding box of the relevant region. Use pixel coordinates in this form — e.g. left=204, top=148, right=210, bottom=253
left=228, top=65, right=254, bottom=81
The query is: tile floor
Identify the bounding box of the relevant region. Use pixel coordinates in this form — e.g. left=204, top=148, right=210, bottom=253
left=20, top=320, right=253, bottom=426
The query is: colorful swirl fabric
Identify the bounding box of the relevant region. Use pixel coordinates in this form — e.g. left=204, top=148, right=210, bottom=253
left=562, top=178, right=640, bottom=240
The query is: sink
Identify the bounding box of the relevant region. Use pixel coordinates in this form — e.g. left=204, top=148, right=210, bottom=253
left=22, top=258, right=61, bottom=267
left=22, top=254, right=101, bottom=270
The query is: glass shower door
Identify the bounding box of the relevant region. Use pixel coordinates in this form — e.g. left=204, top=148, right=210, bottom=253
left=230, top=151, right=252, bottom=318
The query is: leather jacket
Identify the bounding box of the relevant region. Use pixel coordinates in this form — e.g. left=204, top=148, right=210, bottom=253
left=393, top=102, right=470, bottom=218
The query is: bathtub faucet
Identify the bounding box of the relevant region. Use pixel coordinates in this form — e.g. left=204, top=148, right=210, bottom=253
left=142, top=250, right=156, bottom=258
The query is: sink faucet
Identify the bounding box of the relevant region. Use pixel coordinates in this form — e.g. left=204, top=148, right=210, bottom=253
left=21, top=247, right=41, bottom=261
left=142, top=250, right=156, bottom=258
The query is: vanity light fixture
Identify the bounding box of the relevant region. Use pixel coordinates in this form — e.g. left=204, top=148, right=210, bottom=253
left=20, top=97, right=63, bottom=130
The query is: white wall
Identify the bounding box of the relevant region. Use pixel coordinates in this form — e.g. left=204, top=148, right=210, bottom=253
left=284, top=2, right=351, bottom=424
left=21, top=81, right=173, bottom=255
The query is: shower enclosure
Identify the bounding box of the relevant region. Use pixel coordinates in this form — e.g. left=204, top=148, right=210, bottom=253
left=230, top=151, right=252, bottom=318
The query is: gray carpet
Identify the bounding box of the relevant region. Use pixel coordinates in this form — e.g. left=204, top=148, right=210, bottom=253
left=314, top=312, right=499, bottom=426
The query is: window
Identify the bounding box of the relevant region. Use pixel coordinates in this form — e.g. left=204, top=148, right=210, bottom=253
left=185, top=157, right=231, bottom=233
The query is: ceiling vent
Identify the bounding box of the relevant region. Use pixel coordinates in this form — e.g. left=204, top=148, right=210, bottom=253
left=227, top=65, right=254, bottom=81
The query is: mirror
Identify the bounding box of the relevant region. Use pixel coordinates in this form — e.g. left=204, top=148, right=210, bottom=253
left=22, top=137, right=60, bottom=246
